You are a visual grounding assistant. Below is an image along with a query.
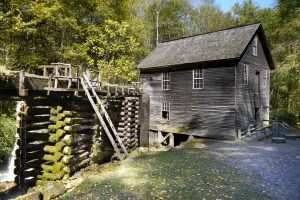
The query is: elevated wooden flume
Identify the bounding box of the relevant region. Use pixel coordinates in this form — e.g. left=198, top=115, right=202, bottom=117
left=16, top=63, right=140, bottom=97
left=0, top=63, right=143, bottom=190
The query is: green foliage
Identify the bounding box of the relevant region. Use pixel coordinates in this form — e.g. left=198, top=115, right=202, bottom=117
left=271, top=56, right=300, bottom=115
left=232, top=0, right=259, bottom=25
left=271, top=110, right=298, bottom=125
left=194, top=1, right=234, bottom=33
left=142, top=0, right=236, bottom=47
left=85, top=20, right=141, bottom=83
left=0, top=116, right=16, bottom=165
left=277, top=0, right=300, bottom=21
left=143, top=0, right=196, bottom=47
left=0, top=0, right=298, bottom=118
left=231, top=0, right=300, bottom=123
left=0, top=101, right=16, bottom=117
left=0, top=0, right=146, bottom=83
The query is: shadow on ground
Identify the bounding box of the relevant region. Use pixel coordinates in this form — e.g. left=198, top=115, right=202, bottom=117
left=59, top=143, right=270, bottom=200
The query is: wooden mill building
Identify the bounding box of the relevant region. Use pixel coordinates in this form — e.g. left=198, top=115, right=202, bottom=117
left=138, top=23, right=275, bottom=141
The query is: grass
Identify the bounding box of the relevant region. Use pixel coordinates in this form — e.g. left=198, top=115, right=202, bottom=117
left=59, top=147, right=269, bottom=200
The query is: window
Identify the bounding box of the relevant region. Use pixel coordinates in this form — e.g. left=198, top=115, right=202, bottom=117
left=193, top=69, right=204, bottom=89
left=243, top=64, right=248, bottom=85
left=162, top=102, right=170, bottom=120
left=162, top=72, right=170, bottom=90
left=253, top=36, right=258, bottom=56
left=262, top=69, right=268, bottom=87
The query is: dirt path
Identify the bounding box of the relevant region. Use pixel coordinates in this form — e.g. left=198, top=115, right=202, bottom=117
left=198, top=137, right=300, bottom=200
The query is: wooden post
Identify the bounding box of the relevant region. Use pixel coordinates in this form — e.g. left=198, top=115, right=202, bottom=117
left=237, top=128, right=241, bottom=139
left=157, top=131, right=163, bottom=144
left=121, top=86, right=125, bottom=96
left=19, top=70, right=28, bottom=96
left=107, top=85, right=111, bottom=96
left=139, top=94, right=150, bottom=146
left=169, top=133, right=174, bottom=147
left=67, top=64, right=72, bottom=89
left=76, top=66, right=80, bottom=90
left=114, top=85, right=118, bottom=97
left=97, top=72, right=102, bottom=90
left=43, top=66, right=47, bottom=77
left=54, top=65, right=59, bottom=89
left=272, top=122, right=277, bottom=137
left=247, top=125, right=251, bottom=135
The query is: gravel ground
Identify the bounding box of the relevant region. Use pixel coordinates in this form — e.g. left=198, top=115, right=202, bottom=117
left=199, top=134, right=300, bottom=200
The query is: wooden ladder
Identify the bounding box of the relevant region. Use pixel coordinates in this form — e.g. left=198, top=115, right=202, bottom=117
left=81, top=72, right=128, bottom=160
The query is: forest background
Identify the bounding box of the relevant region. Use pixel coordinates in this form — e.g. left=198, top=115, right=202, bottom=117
left=0, top=0, right=299, bottom=164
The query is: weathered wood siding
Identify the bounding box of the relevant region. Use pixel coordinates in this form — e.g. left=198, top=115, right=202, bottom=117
left=235, top=34, right=270, bottom=131
left=141, top=66, right=236, bottom=140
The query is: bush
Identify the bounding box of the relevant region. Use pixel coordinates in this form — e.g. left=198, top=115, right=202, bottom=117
left=0, top=116, right=16, bottom=166
left=271, top=110, right=298, bottom=125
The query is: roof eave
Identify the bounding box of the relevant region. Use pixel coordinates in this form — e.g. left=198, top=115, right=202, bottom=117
left=258, top=25, right=276, bottom=70
left=139, top=58, right=240, bottom=73
left=238, top=24, right=275, bottom=70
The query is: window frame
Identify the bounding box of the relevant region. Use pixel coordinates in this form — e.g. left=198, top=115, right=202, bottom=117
left=253, top=36, right=258, bottom=56
left=161, top=72, right=170, bottom=90
left=262, top=69, right=268, bottom=88
left=243, top=64, right=249, bottom=85
left=193, top=68, right=204, bottom=89
left=161, top=101, right=170, bottom=120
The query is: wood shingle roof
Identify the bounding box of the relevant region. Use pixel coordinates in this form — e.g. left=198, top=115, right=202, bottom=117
left=138, top=23, right=275, bottom=71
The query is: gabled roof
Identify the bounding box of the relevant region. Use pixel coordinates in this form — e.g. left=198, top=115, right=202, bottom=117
left=138, top=23, right=275, bottom=71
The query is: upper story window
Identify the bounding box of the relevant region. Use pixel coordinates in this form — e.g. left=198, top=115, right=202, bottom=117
left=262, top=69, right=268, bottom=87
left=253, top=36, right=258, bottom=56
left=162, top=72, right=170, bottom=90
left=193, top=69, right=204, bottom=89
left=243, top=64, right=249, bottom=85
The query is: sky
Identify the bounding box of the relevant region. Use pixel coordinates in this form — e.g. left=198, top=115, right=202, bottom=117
left=191, top=0, right=276, bottom=12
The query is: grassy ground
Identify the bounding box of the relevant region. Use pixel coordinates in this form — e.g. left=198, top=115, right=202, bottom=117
left=59, top=147, right=269, bottom=200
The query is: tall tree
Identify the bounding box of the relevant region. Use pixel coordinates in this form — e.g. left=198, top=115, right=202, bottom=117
left=194, top=0, right=234, bottom=33
left=143, top=0, right=195, bottom=47
left=0, top=0, right=147, bottom=81
left=232, top=0, right=259, bottom=25
left=85, top=20, right=141, bottom=83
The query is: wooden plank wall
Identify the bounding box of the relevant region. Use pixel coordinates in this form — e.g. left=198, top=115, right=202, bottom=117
left=235, top=34, right=270, bottom=131
left=141, top=66, right=236, bottom=140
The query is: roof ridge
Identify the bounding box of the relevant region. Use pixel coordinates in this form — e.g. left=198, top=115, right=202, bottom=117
left=160, top=22, right=261, bottom=44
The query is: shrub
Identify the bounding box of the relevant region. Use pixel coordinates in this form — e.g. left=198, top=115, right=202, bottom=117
left=0, top=116, right=16, bottom=166
left=271, top=110, right=298, bottom=125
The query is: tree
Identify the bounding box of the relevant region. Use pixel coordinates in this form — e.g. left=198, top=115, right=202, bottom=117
left=269, top=0, right=300, bottom=120
left=143, top=0, right=195, bottom=47
left=232, top=0, right=259, bottom=25
left=0, top=0, right=147, bottom=81
left=194, top=0, right=234, bottom=33
left=85, top=20, right=141, bottom=83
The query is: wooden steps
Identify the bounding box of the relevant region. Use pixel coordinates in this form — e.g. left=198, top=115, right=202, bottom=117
left=81, top=72, right=128, bottom=160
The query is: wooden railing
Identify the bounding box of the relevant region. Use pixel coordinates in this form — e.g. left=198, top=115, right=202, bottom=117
left=39, top=63, right=141, bottom=96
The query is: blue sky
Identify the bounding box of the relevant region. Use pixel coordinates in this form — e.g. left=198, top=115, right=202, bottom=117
left=191, top=0, right=276, bottom=12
